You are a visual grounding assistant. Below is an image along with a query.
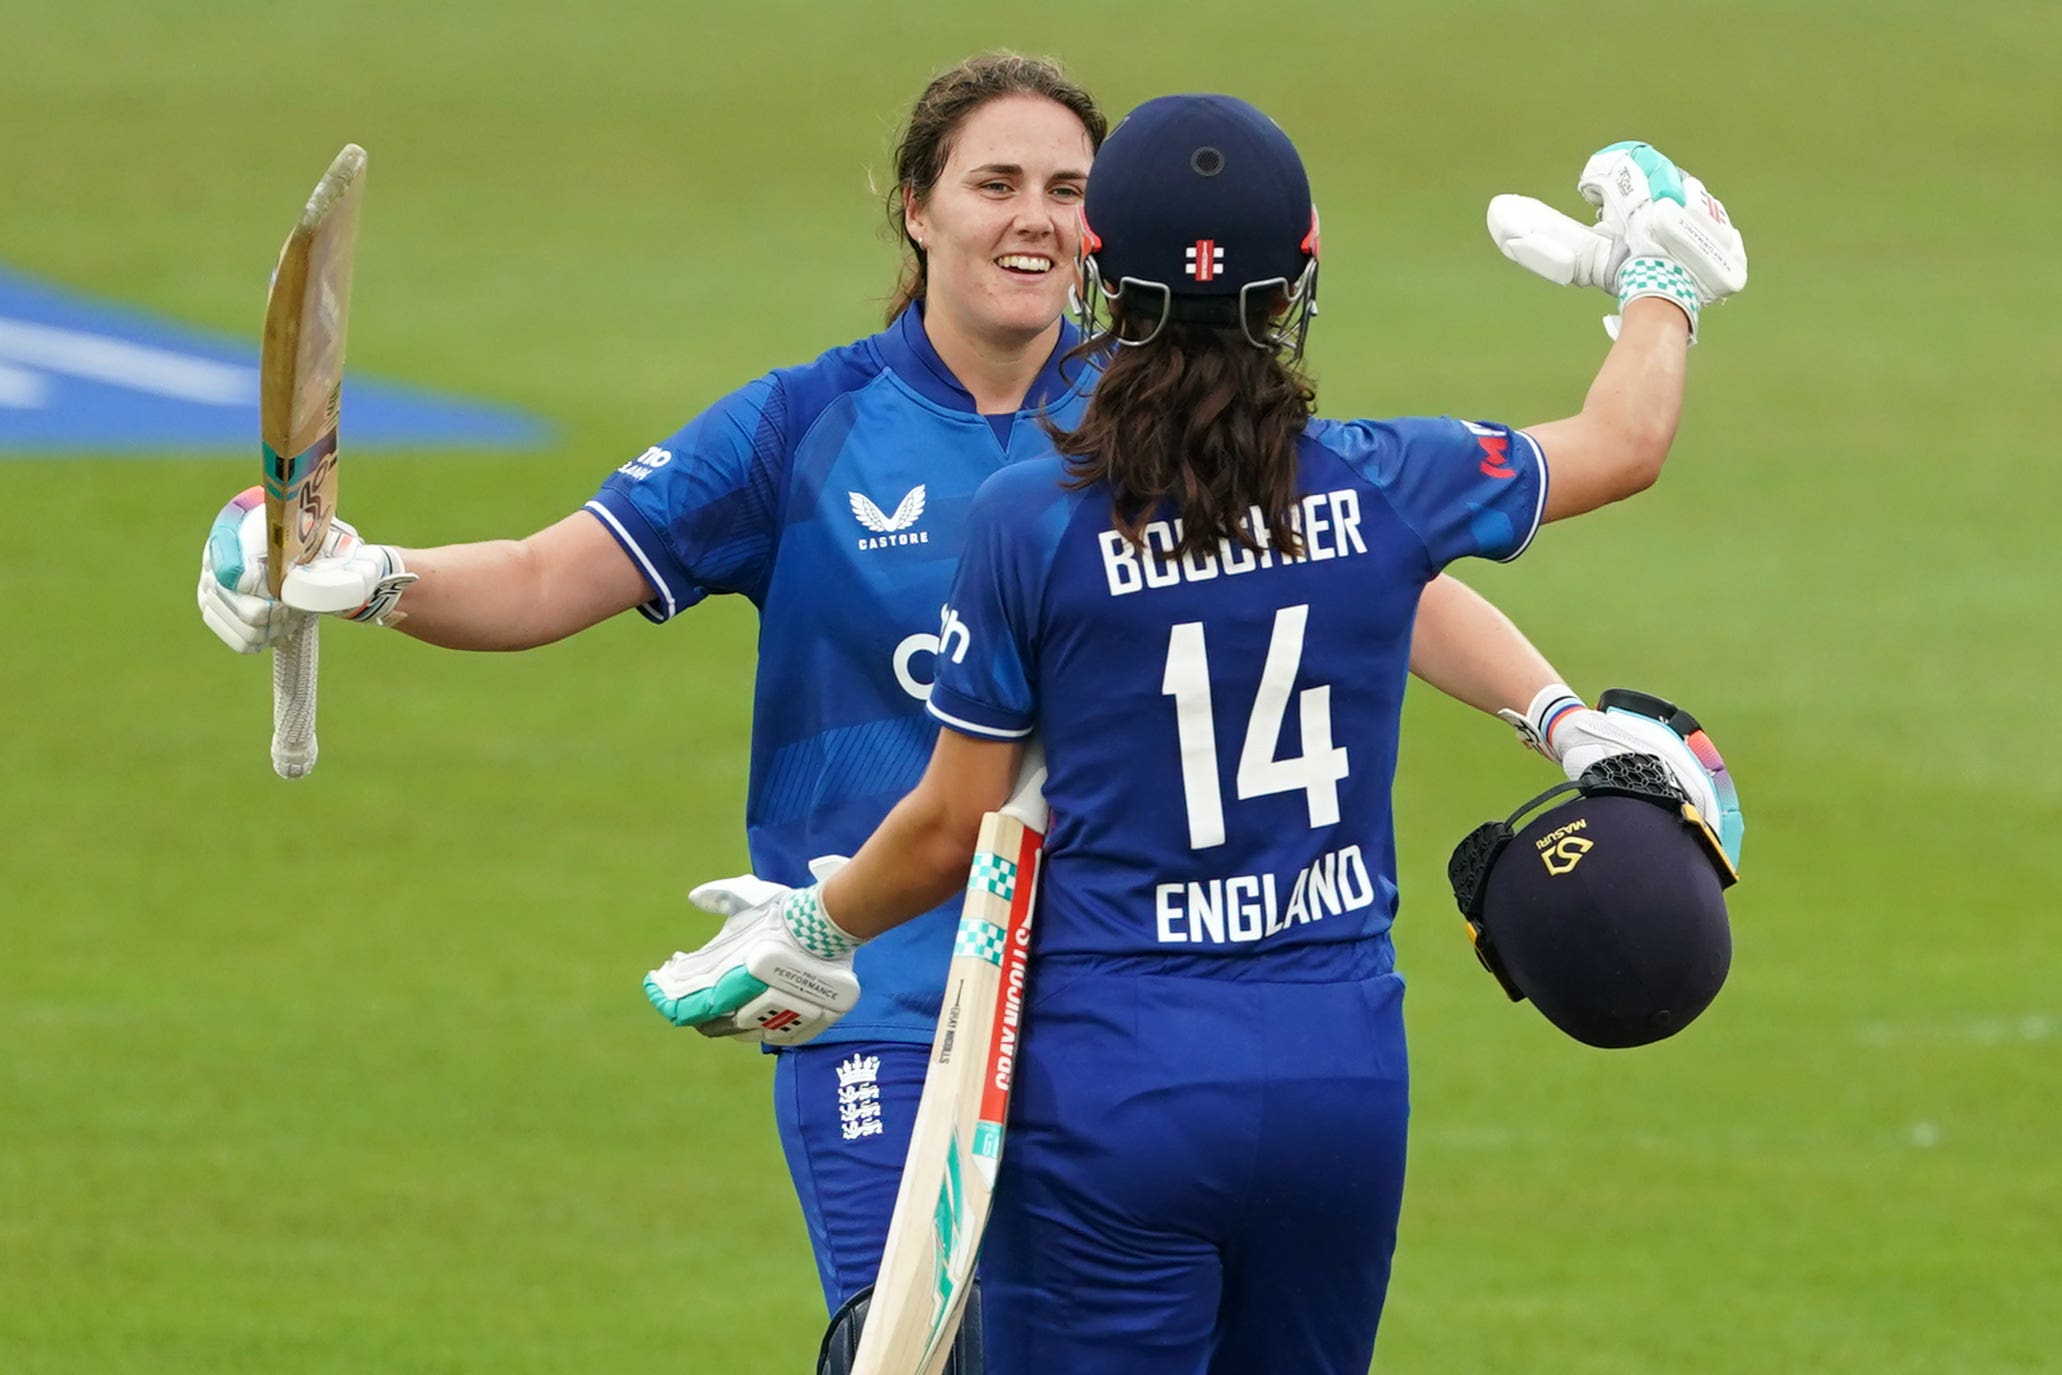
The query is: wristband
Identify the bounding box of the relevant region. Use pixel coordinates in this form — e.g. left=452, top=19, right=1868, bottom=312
left=1617, top=256, right=1700, bottom=335
left=781, top=884, right=863, bottom=959
left=1496, top=683, right=1585, bottom=761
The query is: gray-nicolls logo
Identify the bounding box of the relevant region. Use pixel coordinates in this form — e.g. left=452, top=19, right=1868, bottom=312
left=849, top=485, right=929, bottom=551
left=836, top=1053, right=884, bottom=1141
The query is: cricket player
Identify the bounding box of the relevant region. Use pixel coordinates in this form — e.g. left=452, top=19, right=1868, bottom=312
left=644, top=96, right=1747, bottom=1373
left=199, top=56, right=1737, bottom=1370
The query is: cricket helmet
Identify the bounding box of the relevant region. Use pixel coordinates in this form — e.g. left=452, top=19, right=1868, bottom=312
left=1448, top=752, right=1739, bottom=1049
left=1077, top=93, right=1320, bottom=351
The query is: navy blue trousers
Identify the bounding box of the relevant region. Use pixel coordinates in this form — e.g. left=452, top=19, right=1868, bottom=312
left=980, top=961, right=1410, bottom=1374
left=777, top=963, right=1410, bottom=1374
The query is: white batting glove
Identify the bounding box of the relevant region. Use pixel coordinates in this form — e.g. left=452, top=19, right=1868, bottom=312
left=279, top=532, right=414, bottom=622
left=1486, top=193, right=1627, bottom=291
left=1488, top=143, right=1746, bottom=342
left=1577, top=142, right=1747, bottom=341
left=1500, top=684, right=1743, bottom=869
left=198, top=488, right=290, bottom=652
left=644, top=860, right=862, bottom=1046
left=198, top=486, right=416, bottom=653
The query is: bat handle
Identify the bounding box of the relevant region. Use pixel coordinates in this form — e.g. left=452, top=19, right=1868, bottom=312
left=999, top=741, right=1049, bottom=831
left=271, top=612, right=320, bottom=779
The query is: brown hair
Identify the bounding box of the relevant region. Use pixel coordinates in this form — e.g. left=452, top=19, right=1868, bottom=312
left=883, top=52, right=1106, bottom=323
left=1050, top=300, right=1316, bottom=559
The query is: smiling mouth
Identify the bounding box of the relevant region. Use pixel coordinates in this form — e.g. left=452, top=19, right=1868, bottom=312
left=996, top=254, right=1054, bottom=275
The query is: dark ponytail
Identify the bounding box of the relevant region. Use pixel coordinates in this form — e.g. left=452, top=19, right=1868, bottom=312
left=1051, top=301, right=1315, bottom=559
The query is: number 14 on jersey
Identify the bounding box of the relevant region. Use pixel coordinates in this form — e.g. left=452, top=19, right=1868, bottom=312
left=1161, top=603, right=1351, bottom=851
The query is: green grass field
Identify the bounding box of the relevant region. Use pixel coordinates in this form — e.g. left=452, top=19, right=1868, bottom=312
left=4, top=2, right=2059, bottom=1371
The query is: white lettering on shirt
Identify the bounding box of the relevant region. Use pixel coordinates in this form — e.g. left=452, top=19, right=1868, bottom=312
left=1097, top=490, right=1366, bottom=598
left=616, top=446, right=673, bottom=480
left=1152, top=844, right=1377, bottom=946
left=893, top=631, right=939, bottom=701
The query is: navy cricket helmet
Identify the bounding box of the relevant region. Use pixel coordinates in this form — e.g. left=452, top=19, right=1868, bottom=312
left=1448, top=752, right=1739, bottom=1049
left=1078, top=94, right=1321, bottom=351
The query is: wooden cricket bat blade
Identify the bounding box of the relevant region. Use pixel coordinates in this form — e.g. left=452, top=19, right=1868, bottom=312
left=261, top=143, right=367, bottom=778
left=849, top=749, right=1047, bottom=1375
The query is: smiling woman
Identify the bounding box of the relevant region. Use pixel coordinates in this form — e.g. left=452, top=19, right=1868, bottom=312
left=194, top=63, right=1119, bottom=1366
left=192, top=48, right=1659, bottom=1375
left=884, top=63, right=1099, bottom=313
left=898, top=95, right=1092, bottom=412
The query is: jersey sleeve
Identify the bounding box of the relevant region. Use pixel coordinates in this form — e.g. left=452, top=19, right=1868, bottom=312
left=583, top=374, right=788, bottom=621
left=924, top=474, right=1048, bottom=741
left=1322, top=416, right=1547, bottom=566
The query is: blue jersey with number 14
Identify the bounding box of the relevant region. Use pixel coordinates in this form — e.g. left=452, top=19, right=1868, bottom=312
left=927, top=416, right=1547, bottom=974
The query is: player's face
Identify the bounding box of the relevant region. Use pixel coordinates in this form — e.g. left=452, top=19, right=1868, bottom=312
left=907, top=94, right=1093, bottom=345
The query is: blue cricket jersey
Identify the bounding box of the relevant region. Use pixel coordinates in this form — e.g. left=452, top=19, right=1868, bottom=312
left=927, top=417, right=1547, bottom=974
left=586, top=305, right=1091, bottom=1042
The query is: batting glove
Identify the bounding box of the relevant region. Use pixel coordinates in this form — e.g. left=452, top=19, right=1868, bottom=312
left=1501, top=684, right=1744, bottom=870
left=1487, top=142, right=1746, bottom=342
left=198, top=486, right=415, bottom=653
left=198, top=488, right=290, bottom=652
left=1486, top=193, right=1627, bottom=292
left=644, top=859, right=862, bottom=1046
left=1577, top=142, right=1747, bottom=341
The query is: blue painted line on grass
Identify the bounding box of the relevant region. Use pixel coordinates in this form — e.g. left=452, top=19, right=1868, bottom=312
left=0, top=265, right=550, bottom=454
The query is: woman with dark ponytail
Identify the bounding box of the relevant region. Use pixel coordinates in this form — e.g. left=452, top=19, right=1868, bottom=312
left=650, top=93, right=1748, bottom=1370
left=1048, top=286, right=1318, bottom=565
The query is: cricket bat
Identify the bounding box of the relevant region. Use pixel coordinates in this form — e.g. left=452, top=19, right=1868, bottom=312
left=261, top=143, right=367, bottom=779
left=848, top=746, right=1049, bottom=1375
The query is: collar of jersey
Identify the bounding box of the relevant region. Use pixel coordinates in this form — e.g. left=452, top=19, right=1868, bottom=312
left=879, top=301, right=1084, bottom=417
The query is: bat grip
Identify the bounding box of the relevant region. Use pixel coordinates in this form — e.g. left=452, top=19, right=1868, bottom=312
left=271, top=612, right=320, bottom=778
left=999, top=741, right=1049, bottom=831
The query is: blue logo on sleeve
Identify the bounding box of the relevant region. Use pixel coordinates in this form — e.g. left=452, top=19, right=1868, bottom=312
left=0, top=265, right=548, bottom=454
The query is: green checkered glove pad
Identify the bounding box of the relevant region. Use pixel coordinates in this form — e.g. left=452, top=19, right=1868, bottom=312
left=1578, top=141, right=1748, bottom=342
left=780, top=884, right=862, bottom=960
left=1618, top=256, right=1703, bottom=332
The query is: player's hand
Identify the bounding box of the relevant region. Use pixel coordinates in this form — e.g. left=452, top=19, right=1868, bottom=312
left=1577, top=142, right=1747, bottom=340
left=643, top=865, right=863, bottom=1046
left=198, top=489, right=291, bottom=652
left=197, top=487, right=416, bottom=653
left=1501, top=685, right=1743, bottom=869
left=1488, top=142, right=1746, bottom=341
